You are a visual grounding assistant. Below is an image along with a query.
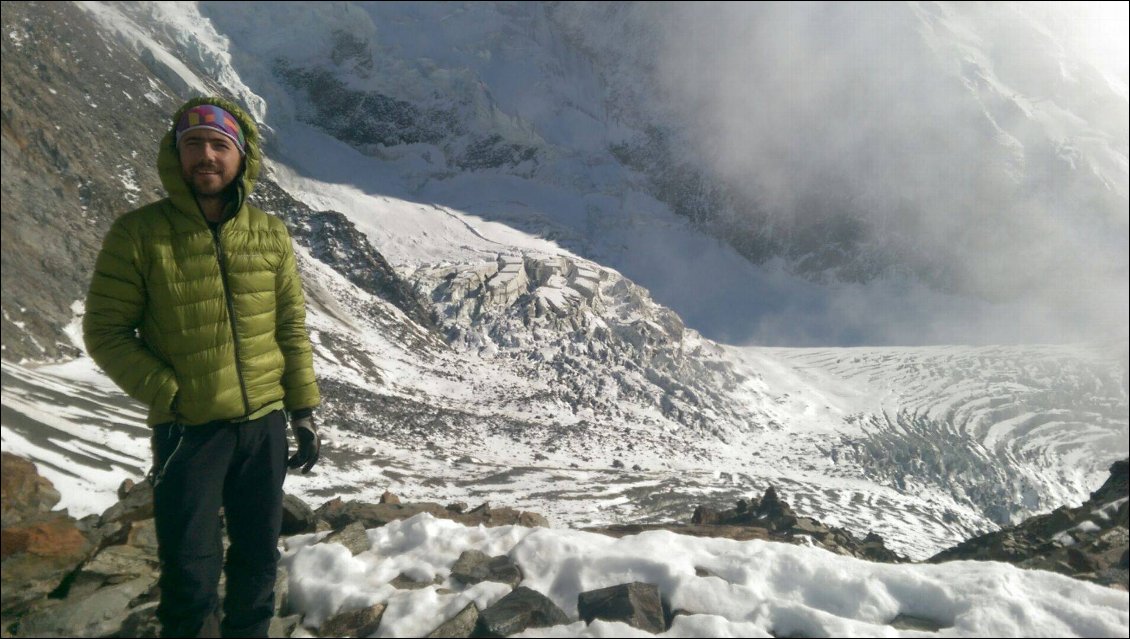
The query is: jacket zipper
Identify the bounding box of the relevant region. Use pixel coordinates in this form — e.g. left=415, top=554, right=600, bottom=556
left=213, top=226, right=252, bottom=416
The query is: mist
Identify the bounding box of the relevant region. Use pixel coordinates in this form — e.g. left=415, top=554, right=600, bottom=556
left=555, top=2, right=1129, bottom=345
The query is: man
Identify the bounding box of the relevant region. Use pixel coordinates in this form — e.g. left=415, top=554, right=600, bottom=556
left=83, top=96, right=321, bottom=638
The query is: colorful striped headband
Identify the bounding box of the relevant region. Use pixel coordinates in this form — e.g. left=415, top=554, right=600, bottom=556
left=175, top=104, right=246, bottom=155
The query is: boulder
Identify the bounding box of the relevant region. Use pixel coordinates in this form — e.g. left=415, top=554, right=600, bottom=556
left=314, top=497, right=548, bottom=531
left=476, top=587, right=568, bottom=637
left=318, top=521, right=370, bottom=555
left=98, top=480, right=153, bottom=527
left=425, top=602, right=479, bottom=638
left=450, top=550, right=523, bottom=588
left=1, top=512, right=92, bottom=615
left=320, top=602, right=386, bottom=638
left=390, top=573, right=441, bottom=590
left=63, top=543, right=158, bottom=600
left=114, top=601, right=160, bottom=638
left=281, top=493, right=317, bottom=535
left=0, top=453, right=61, bottom=527
left=929, top=457, right=1129, bottom=589
left=268, top=614, right=301, bottom=639
left=315, top=499, right=448, bottom=530
left=13, top=575, right=153, bottom=638
left=577, top=582, right=665, bottom=633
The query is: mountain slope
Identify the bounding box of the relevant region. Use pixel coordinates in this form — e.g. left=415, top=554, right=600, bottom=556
left=0, top=1, right=1126, bottom=564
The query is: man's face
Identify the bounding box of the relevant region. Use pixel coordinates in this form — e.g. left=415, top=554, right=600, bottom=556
left=178, top=128, right=242, bottom=196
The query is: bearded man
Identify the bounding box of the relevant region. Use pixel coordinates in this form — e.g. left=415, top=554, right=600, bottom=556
left=84, top=97, right=321, bottom=638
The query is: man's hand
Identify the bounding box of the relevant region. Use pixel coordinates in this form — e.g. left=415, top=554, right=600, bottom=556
left=287, top=412, right=320, bottom=474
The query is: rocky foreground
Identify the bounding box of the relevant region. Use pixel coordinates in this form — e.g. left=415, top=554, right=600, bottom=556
left=1, top=452, right=1126, bottom=637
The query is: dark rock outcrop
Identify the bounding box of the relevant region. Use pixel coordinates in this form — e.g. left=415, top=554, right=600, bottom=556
left=319, top=602, right=386, bottom=638
left=1, top=454, right=94, bottom=622
left=281, top=493, right=318, bottom=535
left=930, top=458, right=1129, bottom=590
left=475, top=586, right=569, bottom=638
left=450, top=550, right=523, bottom=588
left=596, top=486, right=906, bottom=563
left=314, top=497, right=548, bottom=531
left=318, top=521, right=370, bottom=556
left=425, top=602, right=479, bottom=638
left=577, top=582, right=666, bottom=633
left=1, top=453, right=62, bottom=526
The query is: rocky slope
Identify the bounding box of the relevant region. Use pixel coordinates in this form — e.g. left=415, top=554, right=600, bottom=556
left=1, top=0, right=1126, bottom=570
left=930, top=459, right=1129, bottom=589
left=1, top=454, right=1125, bottom=637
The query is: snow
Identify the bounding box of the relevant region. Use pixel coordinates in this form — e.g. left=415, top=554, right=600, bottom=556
left=280, top=513, right=1129, bottom=638
left=2, top=5, right=1127, bottom=635
left=77, top=2, right=211, bottom=97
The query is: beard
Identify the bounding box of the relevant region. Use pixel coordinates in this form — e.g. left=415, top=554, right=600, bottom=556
left=182, top=164, right=239, bottom=198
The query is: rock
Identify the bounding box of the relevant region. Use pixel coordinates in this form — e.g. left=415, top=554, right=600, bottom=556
left=316, top=497, right=346, bottom=524
left=425, top=602, right=479, bottom=638
left=99, top=480, right=153, bottom=527
left=1091, top=459, right=1128, bottom=505
left=446, top=502, right=468, bottom=514
left=577, top=582, right=666, bottom=633
left=126, top=519, right=160, bottom=554
left=320, top=602, right=386, bottom=638
left=380, top=491, right=401, bottom=505
left=116, top=479, right=135, bottom=502
left=312, top=497, right=548, bottom=531
left=450, top=550, right=523, bottom=588
left=690, top=506, right=720, bottom=525
left=281, top=494, right=317, bottom=535
left=268, top=614, right=301, bottom=639
left=114, top=602, right=159, bottom=638
left=64, top=544, right=158, bottom=600
left=1, top=513, right=92, bottom=615
left=476, top=587, right=568, bottom=637
left=516, top=511, right=550, bottom=528
left=318, top=521, right=369, bottom=555
left=315, top=499, right=448, bottom=530
left=793, top=518, right=830, bottom=536
left=390, top=573, right=441, bottom=590
left=930, top=458, right=1129, bottom=589
left=14, top=575, right=153, bottom=638
left=1, top=454, right=61, bottom=527
left=889, top=612, right=947, bottom=631
left=275, top=566, right=291, bottom=616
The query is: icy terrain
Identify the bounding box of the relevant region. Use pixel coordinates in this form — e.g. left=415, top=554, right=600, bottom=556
left=2, top=1, right=1129, bottom=565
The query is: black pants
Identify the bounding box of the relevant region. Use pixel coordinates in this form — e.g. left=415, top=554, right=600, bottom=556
left=153, top=410, right=288, bottom=638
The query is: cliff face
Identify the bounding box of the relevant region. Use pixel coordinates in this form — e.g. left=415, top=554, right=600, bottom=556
left=1, top=1, right=175, bottom=361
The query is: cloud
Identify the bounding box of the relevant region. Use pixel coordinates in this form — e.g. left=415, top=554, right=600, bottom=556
left=560, top=2, right=1129, bottom=344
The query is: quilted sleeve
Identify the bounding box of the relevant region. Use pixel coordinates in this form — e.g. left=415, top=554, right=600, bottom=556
left=82, top=219, right=179, bottom=415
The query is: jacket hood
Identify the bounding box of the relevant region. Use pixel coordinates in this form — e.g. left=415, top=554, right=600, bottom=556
left=157, top=96, right=262, bottom=219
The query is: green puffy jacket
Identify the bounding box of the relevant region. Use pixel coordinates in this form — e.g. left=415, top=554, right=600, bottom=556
left=83, top=97, right=320, bottom=427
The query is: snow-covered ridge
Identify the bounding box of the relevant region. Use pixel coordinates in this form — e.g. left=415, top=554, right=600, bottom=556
left=2, top=0, right=1126, bottom=569
left=133, top=0, right=1127, bottom=345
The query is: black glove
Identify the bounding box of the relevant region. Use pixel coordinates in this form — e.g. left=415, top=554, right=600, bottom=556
left=287, top=411, right=320, bottom=474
